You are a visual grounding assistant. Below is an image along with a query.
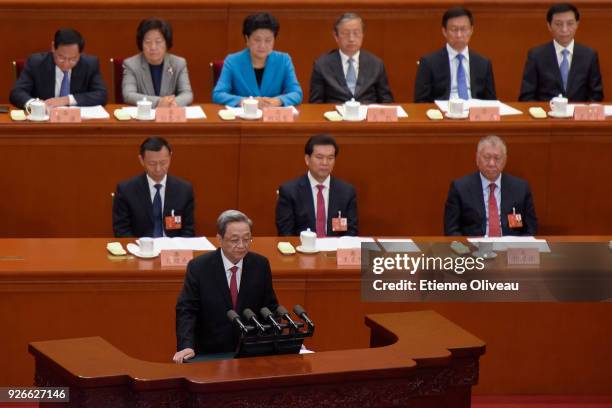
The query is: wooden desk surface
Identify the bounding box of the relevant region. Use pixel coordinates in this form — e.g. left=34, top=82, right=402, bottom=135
left=2, top=236, right=612, bottom=394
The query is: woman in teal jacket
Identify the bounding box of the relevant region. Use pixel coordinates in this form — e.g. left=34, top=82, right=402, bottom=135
left=212, top=12, right=303, bottom=107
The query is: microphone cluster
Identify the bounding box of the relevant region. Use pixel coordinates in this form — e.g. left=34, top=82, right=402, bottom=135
left=226, top=305, right=315, bottom=357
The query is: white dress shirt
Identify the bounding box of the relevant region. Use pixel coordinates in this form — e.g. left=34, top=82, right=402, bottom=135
left=447, top=44, right=471, bottom=100
left=553, top=39, right=574, bottom=68
left=54, top=66, right=77, bottom=105
left=221, top=249, right=244, bottom=289
left=480, top=173, right=502, bottom=237
left=339, top=50, right=360, bottom=80
left=308, top=171, right=330, bottom=234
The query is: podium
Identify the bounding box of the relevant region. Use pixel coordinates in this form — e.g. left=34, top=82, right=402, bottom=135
left=30, top=311, right=485, bottom=408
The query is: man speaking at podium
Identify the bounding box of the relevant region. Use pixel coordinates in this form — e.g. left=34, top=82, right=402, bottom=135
left=173, top=210, right=278, bottom=363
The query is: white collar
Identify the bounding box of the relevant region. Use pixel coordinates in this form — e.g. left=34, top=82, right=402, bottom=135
left=339, top=49, right=360, bottom=65
left=146, top=174, right=167, bottom=189
left=553, top=39, right=574, bottom=55
left=307, top=172, right=330, bottom=190
left=480, top=173, right=501, bottom=190
left=221, top=248, right=244, bottom=271
left=446, top=44, right=470, bottom=61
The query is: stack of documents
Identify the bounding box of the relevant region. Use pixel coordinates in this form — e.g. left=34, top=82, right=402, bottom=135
left=435, top=100, right=523, bottom=116
left=315, top=236, right=375, bottom=251
left=138, top=237, right=216, bottom=252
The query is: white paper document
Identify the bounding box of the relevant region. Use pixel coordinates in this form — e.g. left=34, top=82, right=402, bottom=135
left=435, top=99, right=523, bottom=116
left=377, top=238, right=421, bottom=252
left=468, top=236, right=551, bottom=253
left=185, top=106, right=206, bottom=119
left=604, top=106, right=612, bottom=116
left=120, top=106, right=149, bottom=119
left=147, top=237, right=216, bottom=252
left=335, top=105, right=408, bottom=118
left=80, top=105, right=110, bottom=119
left=225, top=105, right=299, bottom=115
left=315, top=236, right=375, bottom=251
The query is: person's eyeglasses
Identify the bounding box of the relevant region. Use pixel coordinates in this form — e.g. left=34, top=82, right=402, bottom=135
left=447, top=26, right=471, bottom=34
left=227, top=238, right=253, bottom=247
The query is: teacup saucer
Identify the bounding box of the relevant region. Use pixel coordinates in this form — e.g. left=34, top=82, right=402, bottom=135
left=27, top=114, right=50, bottom=122
left=127, top=243, right=160, bottom=258
left=547, top=111, right=572, bottom=118
left=134, top=112, right=155, bottom=121
left=471, top=250, right=497, bottom=259
left=445, top=111, right=469, bottom=119
left=296, top=245, right=319, bottom=254
left=238, top=109, right=263, bottom=120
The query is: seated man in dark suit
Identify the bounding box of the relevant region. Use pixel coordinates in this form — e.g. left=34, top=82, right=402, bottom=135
left=276, top=134, right=358, bottom=237
left=444, top=135, right=537, bottom=237
left=414, top=7, right=496, bottom=103
left=174, top=210, right=278, bottom=362
left=10, top=28, right=107, bottom=109
left=309, top=12, right=393, bottom=104
left=519, top=3, right=603, bottom=102
left=112, top=136, right=195, bottom=237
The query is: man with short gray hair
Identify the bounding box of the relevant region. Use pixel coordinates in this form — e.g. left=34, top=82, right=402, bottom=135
left=444, top=135, right=537, bottom=236
left=173, top=210, right=278, bottom=363
left=309, top=12, right=394, bottom=103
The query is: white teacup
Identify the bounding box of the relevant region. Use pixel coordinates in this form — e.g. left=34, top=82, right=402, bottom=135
left=479, top=241, right=494, bottom=254
left=26, top=99, right=47, bottom=119
left=549, top=95, right=568, bottom=115
left=139, top=237, right=155, bottom=256
left=137, top=98, right=152, bottom=119
left=300, top=228, right=317, bottom=251
left=344, top=98, right=361, bottom=120
left=448, top=98, right=464, bottom=115
left=243, top=97, right=259, bottom=117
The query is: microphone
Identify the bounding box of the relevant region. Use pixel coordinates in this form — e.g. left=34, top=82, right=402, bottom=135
left=260, top=307, right=283, bottom=332
left=226, top=309, right=249, bottom=334
left=275, top=305, right=300, bottom=330
left=242, top=308, right=266, bottom=333
left=294, top=304, right=314, bottom=328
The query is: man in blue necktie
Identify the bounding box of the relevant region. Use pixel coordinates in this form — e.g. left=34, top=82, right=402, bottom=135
left=414, top=7, right=497, bottom=103
left=10, top=28, right=107, bottom=109
left=112, top=136, right=195, bottom=238
left=519, top=3, right=603, bottom=102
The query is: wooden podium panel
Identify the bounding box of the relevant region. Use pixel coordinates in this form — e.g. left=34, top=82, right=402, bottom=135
left=29, top=311, right=484, bottom=408
left=1, top=237, right=612, bottom=396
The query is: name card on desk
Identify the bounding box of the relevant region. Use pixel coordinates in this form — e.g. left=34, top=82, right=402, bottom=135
left=50, top=108, right=81, bottom=123
left=161, top=249, right=193, bottom=267
left=156, top=107, right=186, bottom=123
left=573, top=105, right=604, bottom=121
left=469, top=107, right=500, bottom=121
left=337, top=248, right=361, bottom=266
left=507, top=248, right=540, bottom=265
left=263, top=107, right=294, bottom=122
left=367, top=107, right=397, bottom=122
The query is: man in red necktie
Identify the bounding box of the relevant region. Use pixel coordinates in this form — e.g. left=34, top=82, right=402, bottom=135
left=444, top=135, right=538, bottom=237
left=276, top=134, right=359, bottom=237
left=174, top=210, right=278, bottom=363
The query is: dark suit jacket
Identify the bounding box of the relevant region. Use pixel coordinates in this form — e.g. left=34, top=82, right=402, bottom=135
left=276, top=174, right=358, bottom=236
left=9, top=52, right=107, bottom=108
left=175, top=249, right=278, bottom=354
left=414, top=47, right=496, bottom=103
left=309, top=49, right=394, bottom=104
left=112, top=173, right=195, bottom=237
left=519, top=42, right=603, bottom=102
left=444, top=172, right=537, bottom=236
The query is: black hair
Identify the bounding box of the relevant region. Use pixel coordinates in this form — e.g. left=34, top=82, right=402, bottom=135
left=305, top=134, right=339, bottom=157
left=54, top=28, right=85, bottom=52
left=547, top=3, right=580, bottom=23
left=442, top=7, right=474, bottom=27
left=139, top=136, right=172, bottom=156
left=243, top=12, right=280, bottom=38
left=136, top=18, right=173, bottom=51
